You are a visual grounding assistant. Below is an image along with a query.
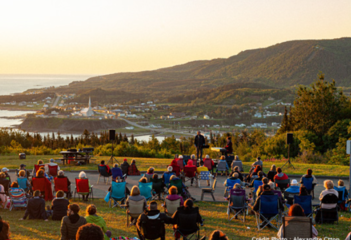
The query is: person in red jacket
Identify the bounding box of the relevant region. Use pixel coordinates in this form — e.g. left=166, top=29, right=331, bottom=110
left=273, top=167, right=289, bottom=187
left=99, top=161, right=111, bottom=176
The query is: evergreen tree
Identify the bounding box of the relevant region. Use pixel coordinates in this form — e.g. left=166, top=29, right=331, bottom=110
left=277, top=106, right=289, bottom=134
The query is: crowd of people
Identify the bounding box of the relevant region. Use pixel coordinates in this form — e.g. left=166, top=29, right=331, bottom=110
left=0, top=155, right=349, bottom=240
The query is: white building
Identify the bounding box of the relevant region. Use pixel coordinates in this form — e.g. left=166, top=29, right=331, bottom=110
left=204, top=115, right=210, bottom=119
left=80, top=97, right=94, bottom=117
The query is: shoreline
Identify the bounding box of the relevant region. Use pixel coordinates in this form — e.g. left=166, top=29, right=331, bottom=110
left=0, top=107, right=39, bottom=112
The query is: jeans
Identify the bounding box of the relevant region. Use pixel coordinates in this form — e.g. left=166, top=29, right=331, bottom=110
left=196, top=147, right=203, bottom=160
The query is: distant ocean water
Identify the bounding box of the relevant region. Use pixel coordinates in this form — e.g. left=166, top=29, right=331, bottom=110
left=0, top=74, right=93, bottom=96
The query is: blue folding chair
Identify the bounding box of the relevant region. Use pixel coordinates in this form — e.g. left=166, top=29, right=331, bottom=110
left=302, top=177, right=314, bottom=197
left=97, top=166, right=111, bottom=185
left=294, top=195, right=313, bottom=217
left=254, top=195, right=280, bottom=231
left=163, top=172, right=175, bottom=187
left=109, top=181, right=126, bottom=208
left=334, top=186, right=348, bottom=210
left=224, top=178, right=241, bottom=197
left=228, top=189, right=247, bottom=222
left=139, top=182, right=153, bottom=201
left=253, top=179, right=263, bottom=195
left=17, top=177, right=29, bottom=192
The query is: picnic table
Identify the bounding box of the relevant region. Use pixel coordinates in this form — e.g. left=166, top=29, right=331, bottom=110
left=58, top=151, right=91, bottom=165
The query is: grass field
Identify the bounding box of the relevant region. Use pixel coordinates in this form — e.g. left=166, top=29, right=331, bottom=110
left=0, top=154, right=349, bottom=177
left=2, top=199, right=350, bottom=240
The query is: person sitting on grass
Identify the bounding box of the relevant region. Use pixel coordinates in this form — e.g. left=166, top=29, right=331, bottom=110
left=57, top=170, right=71, bottom=198
left=20, top=190, right=48, bottom=221
left=277, top=204, right=318, bottom=238
left=126, top=186, right=147, bottom=225
left=136, top=201, right=172, bottom=240
left=60, top=204, right=87, bottom=240
left=85, top=204, right=110, bottom=240
left=51, top=190, right=69, bottom=221
left=128, top=159, right=141, bottom=176
left=121, top=158, right=130, bottom=175
left=208, top=230, right=229, bottom=240
left=76, top=223, right=104, bottom=240
left=99, top=160, right=111, bottom=176
left=165, top=186, right=184, bottom=207
left=0, top=217, right=10, bottom=240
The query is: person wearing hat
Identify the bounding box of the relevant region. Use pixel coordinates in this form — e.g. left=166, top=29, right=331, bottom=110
left=1, top=168, right=11, bottom=184
left=121, top=158, right=130, bottom=175
left=284, top=179, right=300, bottom=205
left=16, top=164, right=31, bottom=178
left=45, top=159, right=60, bottom=174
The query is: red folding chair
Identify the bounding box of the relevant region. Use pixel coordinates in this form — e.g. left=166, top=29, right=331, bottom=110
left=48, top=165, right=58, bottom=177
left=74, top=178, right=93, bottom=201
left=204, top=159, right=213, bottom=171
left=172, top=165, right=181, bottom=177
left=34, top=164, right=45, bottom=176
left=54, top=177, right=71, bottom=198
left=183, top=166, right=197, bottom=185
left=32, top=177, right=46, bottom=194
left=177, top=159, right=184, bottom=170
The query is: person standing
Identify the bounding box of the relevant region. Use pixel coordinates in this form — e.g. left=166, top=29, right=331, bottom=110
left=194, top=131, right=205, bottom=161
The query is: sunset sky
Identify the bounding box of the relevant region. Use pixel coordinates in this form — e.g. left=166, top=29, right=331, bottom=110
left=0, top=0, right=350, bottom=75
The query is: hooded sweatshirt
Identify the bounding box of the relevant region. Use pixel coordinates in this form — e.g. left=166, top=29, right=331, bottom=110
left=136, top=209, right=171, bottom=239
left=85, top=215, right=108, bottom=240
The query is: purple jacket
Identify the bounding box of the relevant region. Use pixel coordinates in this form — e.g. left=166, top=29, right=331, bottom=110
left=166, top=194, right=184, bottom=206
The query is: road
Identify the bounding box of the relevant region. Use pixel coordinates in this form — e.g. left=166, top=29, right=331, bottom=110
left=51, top=95, right=60, bottom=108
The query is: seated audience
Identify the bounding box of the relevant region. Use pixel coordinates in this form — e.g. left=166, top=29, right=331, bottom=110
left=203, top=155, right=214, bottom=173
left=247, top=165, right=265, bottom=182
left=277, top=204, right=318, bottom=238
left=51, top=190, right=70, bottom=221
left=20, top=190, right=48, bottom=221
left=45, top=158, right=60, bottom=174
left=315, top=180, right=338, bottom=223
left=224, top=172, right=241, bottom=191
left=56, top=170, right=71, bottom=197
left=76, top=223, right=104, bottom=240
left=126, top=186, right=147, bottom=224
left=172, top=199, right=203, bottom=240
left=128, top=159, right=141, bottom=175
left=232, top=166, right=244, bottom=181
left=284, top=179, right=300, bottom=205
left=267, top=164, right=277, bottom=182
left=185, top=159, right=197, bottom=186
left=216, top=156, right=229, bottom=174
left=208, top=230, right=229, bottom=240
left=139, top=177, right=148, bottom=183
left=231, top=155, right=243, bottom=173
left=256, top=177, right=269, bottom=197
left=0, top=185, right=7, bottom=208
left=299, top=169, right=318, bottom=193
left=144, top=167, right=155, bottom=182
left=273, top=167, right=289, bottom=185
left=18, top=169, right=31, bottom=191
left=78, top=171, right=91, bottom=201
left=121, top=158, right=130, bottom=175
left=32, top=169, right=53, bottom=201
left=16, top=163, right=30, bottom=178
left=32, top=160, right=45, bottom=177
left=1, top=167, right=11, bottom=183
left=189, top=154, right=198, bottom=167
left=99, top=160, right=111, bottom=176
left=165, top=186, right=184, bottom=207
left=136, top=201, right=172, bottom=240
left=60, top=204, right=87, bottom=240
left=0, top=218, right=10, bottom=240
left=111, top=163, right=124, bottom=181
left=248, top=171, right=264, bottom=188
left=337, top=179, right=348, bottom=210
left=170, top=175, right=193, bottom=201
left=85, top=204, right=109, bottom=240
left=250, top=157, right=263, bottom=172
left=299, top=184, right=309, bottom=196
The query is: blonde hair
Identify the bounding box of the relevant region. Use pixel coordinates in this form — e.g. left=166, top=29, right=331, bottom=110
left=270, top=164, right=276, bottom=172
left=19, top=170, right=26, bottom=177
left=220, top=156, right=225, bottom=160
left=324, top=180, right=334, bottom=190
left=130, top=186, right=140, bottom=196
left=170, top=175, right=177, bottom=181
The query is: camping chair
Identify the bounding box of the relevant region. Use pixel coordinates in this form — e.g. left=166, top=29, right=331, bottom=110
left=151, top=178, right=165, bottom=200
left=284, top=191, right=299, bottom=207
left=228, top=188, right=247, bottom=222
left=17, top=177, right=29, bottom=192
left=109, top=181, right=126, bottom=208
left=144, top=173, right=154, bottom=182
left=0, top=179, right=10, bottom=195
left=174, top=207, right=203, bottom=240
left=334, top=186, right=348, bottom=210
left=253, top=179, right=263, bottom=196
left=9, top=188, right=27, bottom=211
left=253, top=194, right=280, bottom=231
left=282, top=216, right=312, bottom=239
left=197, top=171, right=212, bottom=187
left=274, top=179, right=290, bottom=193
left=294, top=195, right=313, bottom=217
left=163, top=172, right=175, bottom=187
left=319, top=193, right=339, bottom=224
left=183, top=166, right=197, bottom=186
left=177, top=159, right=185, bottom=170
left=74, top=178, right=93, bottom=201
left=224, top=178, right=241, bottom=198
left=126, top=199, right=145, bottom=227
left=172, top=165, right=181, bottom=177
left=54, top=177, right=71, bottom=198
left=203, top=159, right=213, bottom=173
left=170, top=179, right=183, bottom=197
left=139, top=182, right=153, bottom=201
left=111, top=168, right=125, bottom=182
left=139, top=212, right=167, bottom=240
left=216, top=161, right=229, bottom=176
left=163, top=198, right=181, bottom=217
left=34, top=164, right=45, bottom=176
left=48, top=165, right=58, bottom=177
left=201, top=178, right=217, bottom=201
left=97, top=166, right=111, bottom=185
left=302, top=177, right=314, bottom=198
left=32, top=177, right=47, bottom=196
left=231, top=161, right=244, bottom=172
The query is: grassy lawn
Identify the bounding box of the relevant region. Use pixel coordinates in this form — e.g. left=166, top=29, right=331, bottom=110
left=0, top=154, right=349, bottom=176
left=2, top=199, right=350, bottom=240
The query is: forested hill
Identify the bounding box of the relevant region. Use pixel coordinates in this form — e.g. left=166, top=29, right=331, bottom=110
left=56, top=37, right=351, bottom=95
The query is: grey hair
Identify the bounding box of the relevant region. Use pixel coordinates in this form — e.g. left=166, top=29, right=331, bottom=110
left=191, top=154, right=196, bottom=159
left=79, top=171, right=87, bottom=179
left=58, top=170, right=64, bottom=176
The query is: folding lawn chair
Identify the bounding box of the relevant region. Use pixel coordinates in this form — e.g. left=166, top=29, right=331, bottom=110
left=334, top=186, right=348, bottom=210
left=74, top=178, right=93, bottom=201
left=139, top=182, right=153, bottom=201
left=216, top=161, right=229, bottom=176
left=54, top=177, right=71, bottom=198
left=224, top=178, right=241, bottom=198
left=274, top=179, right=290, bottom=193
left=48, top=165, right=58, bottom=177
left=126, top=199, right=145, bottom=227
left=319, top=193, right=339, bottom=224
left=184, top=166, right=197, bottom=186
left=302, top=177, right=314, bottom=198
left=253, top=194, right=280, bottom=231
left=17, top=177, right=29, bottom=192
left=109, top=181, right=126, bottom=208
left=9, top=188, right=27, bottom=211
left=201, top=179, right=217, bottom=201
left=151, top=178, right=165, bottom=200
left=174, top=207, right=204, bottom=240
left=31, top=177, right=47, bottom=196
left=163, top=172, right=175, bottom=187
left=227, top=189, right=247, bottom=222
left=197, top=171, right=212, bottom=187
left=294, top=195, right=313, bottom=217
left=177, top=159, right=185, bottom=171
left=112, top=168, right=125, bottom=182
left=97, top=165, right=111, bottom=185
left=170, top=179, right=183, bottom=197
left=163, top=198, right=181, bottom=217
left=283, top=216, right=312, bottom=239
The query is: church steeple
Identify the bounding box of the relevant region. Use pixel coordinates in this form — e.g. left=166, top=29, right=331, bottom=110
left=89, top=97, right=91, bottom=108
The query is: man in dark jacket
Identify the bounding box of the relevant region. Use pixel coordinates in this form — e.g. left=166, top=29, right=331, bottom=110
left=251, top=185, right=284, bottom=228
left=136, top=201, right=172, bottom=240
left=121, top=158, right=130, bottom=175
left=60, top=204, right=87, bottom=240
left=51, top=190, right=70, bottom=221
left=20, top=190, right=48, bottom=221
left=194, top=131, right=205, bottom=160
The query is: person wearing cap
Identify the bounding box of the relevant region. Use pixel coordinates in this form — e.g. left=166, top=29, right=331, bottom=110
left=121, top=158, right=130, bottom=175
left=284, top=179, right=300, bottom=205
left=16, top=164, right=31, bottom=178
left=45, top=159, right=60, bottom=174
left=194, top=131, right=205, bottom=160
left=1, top=167, right=11, bottom=184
